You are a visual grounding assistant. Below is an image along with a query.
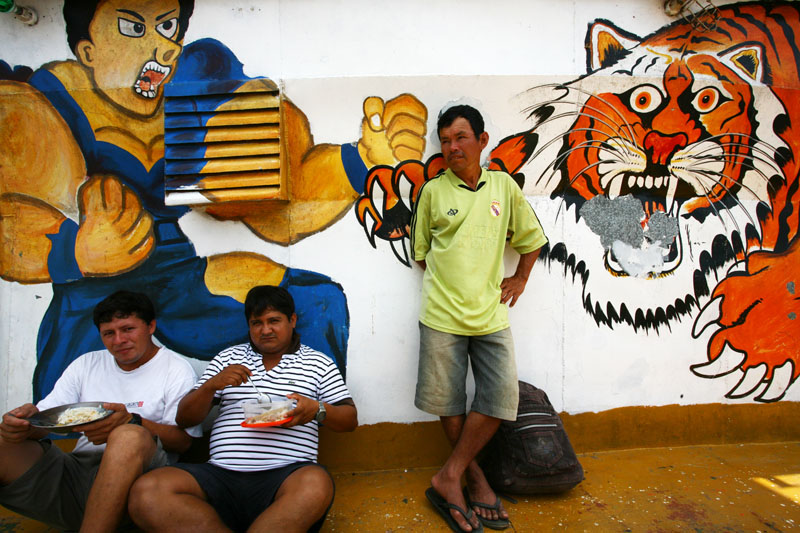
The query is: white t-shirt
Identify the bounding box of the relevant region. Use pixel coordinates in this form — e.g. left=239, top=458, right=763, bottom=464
left=37, top=347, right=202, bottom=457
left=197, top=343, right=351, bottom=472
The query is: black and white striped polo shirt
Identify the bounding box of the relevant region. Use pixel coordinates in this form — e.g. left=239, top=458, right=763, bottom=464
left=196, top=343, right=351, bottom=472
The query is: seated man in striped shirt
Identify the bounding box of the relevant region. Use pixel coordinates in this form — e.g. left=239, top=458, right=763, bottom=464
left=129, top=285, right=358, bottom=533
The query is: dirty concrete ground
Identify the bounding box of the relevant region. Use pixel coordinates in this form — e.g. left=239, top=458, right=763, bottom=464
left=323, top=442, right=800, bottom=532
left=1, top=441, right=798, bottom=532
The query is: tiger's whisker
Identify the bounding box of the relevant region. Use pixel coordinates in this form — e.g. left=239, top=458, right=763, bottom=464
left=689, top=153, right=779, bottom=195
left=676, top=172, right=735, bottom=235
left=691, top=137, right=784, bottom=178
left=527, top=127, right=621, bottom=185
left=688, top=168, right=762, bottom=238
left=523, top=83, right=639, bottom=145
left=538, top=138, right=627, bottom=191
left=527, top=106, right=634, bottom=147
left=554, top=158, right=619, bottom=220
left=524, top=100, right=637, bottom=146
left=703, top=151, right=784, bottom=186
left=684, top=165, right=773, bottom=221
left=700, top=132, right=785, bottom=162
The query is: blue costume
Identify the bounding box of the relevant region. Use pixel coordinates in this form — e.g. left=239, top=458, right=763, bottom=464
left=25, top=40, right=352, bottom=401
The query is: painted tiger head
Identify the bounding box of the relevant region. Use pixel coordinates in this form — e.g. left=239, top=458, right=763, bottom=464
left=521, top=2, right=793, bottom=331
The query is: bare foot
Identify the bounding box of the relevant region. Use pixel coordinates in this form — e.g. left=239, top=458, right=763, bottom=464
left=431, top=469, right=481, bottom=532
left=465, top=462, right=508, bottom=523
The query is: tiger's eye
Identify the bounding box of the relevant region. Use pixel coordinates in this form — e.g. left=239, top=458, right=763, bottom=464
left=629, top=85, right=663, bottom=114
left=692, top=87, right=721, bottom=113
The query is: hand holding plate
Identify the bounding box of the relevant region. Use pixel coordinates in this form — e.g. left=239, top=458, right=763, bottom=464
left=0, top=403, right=38, bottom=443
left=282, top=394, right=317, bottom=427
left=77, top=402, right=130, bottom=445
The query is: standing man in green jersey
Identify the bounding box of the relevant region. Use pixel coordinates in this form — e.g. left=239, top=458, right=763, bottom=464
left=410, top=104, right=548, bottom=532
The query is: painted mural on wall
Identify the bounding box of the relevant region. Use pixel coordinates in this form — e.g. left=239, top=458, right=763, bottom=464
left=0, top=0, right=427, bottom=400
left=357, top=2, right=800, bottom=403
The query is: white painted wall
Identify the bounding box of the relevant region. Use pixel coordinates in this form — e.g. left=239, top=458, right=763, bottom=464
left=3, top=0, right=791, bottom=425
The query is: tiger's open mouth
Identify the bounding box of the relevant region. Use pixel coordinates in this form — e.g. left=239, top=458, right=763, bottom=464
left=575, top=137, right=729, bottom=278
left=134, top=61, right=171, bottom=99
left=598, top=171, right=690, bottom=277
left=579, top=193, right=681, bottom=278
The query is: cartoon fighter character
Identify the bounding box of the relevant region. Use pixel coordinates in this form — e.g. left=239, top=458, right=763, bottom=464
left=0, top=0, right=427, bottom=400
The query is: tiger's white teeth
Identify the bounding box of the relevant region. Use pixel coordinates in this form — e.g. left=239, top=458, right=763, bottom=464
left=599, top=169, right=622, bottom=190
left=645, top=175, right=653, bottom=189
left=636, top=176, right=645, bottom=188
left=600, top=169, right=626, bottom=199
left=654, top=176, right=663, bottom=188
left=665, top=176, right=678, bottom=215
left=628, top=175, right=636, bottom=188
left=607, top=175, right=623, bottom=199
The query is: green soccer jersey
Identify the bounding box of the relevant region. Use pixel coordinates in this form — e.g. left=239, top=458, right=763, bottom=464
left=410, top=168, right=548, bottom=335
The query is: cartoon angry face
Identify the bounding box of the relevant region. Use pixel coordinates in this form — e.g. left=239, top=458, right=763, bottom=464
left=76, top=0, right=184, bottom=117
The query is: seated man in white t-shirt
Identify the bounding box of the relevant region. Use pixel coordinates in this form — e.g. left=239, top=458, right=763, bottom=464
left=0, top=290, right=201, bottom=531
left=129, top=285, right=358, bottom=533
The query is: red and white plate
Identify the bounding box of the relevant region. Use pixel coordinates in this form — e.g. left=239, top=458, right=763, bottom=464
left=241, top=416, right=293, bottom=428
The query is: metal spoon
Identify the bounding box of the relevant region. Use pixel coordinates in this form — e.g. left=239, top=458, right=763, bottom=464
left=247, top=375, right=270, bottom=404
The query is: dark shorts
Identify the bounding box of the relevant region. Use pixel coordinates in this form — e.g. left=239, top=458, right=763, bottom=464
left=175, top=461, right=332, bottom=532
left=0, top=439, right=167, bottom=531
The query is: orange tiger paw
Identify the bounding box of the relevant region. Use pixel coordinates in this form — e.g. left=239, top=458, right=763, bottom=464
left=691, top=237, right=800, bottom=401
left=354, top=155, right=445, bottom=266
left=354, top=130, right=539, bottom=266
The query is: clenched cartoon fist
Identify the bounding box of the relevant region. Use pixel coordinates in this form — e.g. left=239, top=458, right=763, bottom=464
left=76, top=175, right=155, bottom=276
left=358, top=94, right=428, bottom=166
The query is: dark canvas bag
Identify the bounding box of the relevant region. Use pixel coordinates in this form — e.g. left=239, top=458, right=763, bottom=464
left=479, top=381, right=584, bottom=494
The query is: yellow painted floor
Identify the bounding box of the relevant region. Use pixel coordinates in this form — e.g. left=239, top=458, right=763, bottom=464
left=2, top=442, right=798, bottom=532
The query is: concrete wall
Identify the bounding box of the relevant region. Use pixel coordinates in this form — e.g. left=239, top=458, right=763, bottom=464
left=2, top=0, right=798, bottom=433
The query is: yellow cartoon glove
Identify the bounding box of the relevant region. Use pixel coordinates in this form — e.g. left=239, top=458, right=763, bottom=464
left=75, top=175, right=155, bottom=276
left=358, top=94, right=428, bottom=166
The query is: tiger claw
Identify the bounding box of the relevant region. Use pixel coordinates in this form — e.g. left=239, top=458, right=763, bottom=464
left=691, top=296, right=722, bottom=339
left=726, top=260, right=746, bottom=277
left=397, top=170, right=414, bottom=209
left=755, top=361, right=795, bottom=403
left=357, top=203, right=379, bottom=248
left=725, top=364, right=767, bottom=399
left=390, top=238, right=410, bottom=267
left=690, top=342, right=745, bottom=378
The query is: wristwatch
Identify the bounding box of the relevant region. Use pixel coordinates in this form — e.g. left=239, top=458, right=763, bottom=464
left=314, top=401, right=327, bottom=423
left=128, top=413, right=143, bottom=426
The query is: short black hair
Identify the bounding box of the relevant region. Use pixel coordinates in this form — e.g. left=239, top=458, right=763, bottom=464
left=63, top=0, right=195, bottom=54
left=437, top=104, right=485, bottom=140
left=93, top=290, right=156, bottom=327
left=244, top=285, right=295, bottom=321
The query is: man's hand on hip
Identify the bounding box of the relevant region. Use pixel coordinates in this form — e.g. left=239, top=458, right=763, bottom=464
left=500, top=274, right=528, bottom=307
left=501, top=249, right=541, bottom=307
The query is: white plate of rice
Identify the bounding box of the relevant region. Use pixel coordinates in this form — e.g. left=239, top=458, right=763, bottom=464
left=28, top=402, right=113, bottom=433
